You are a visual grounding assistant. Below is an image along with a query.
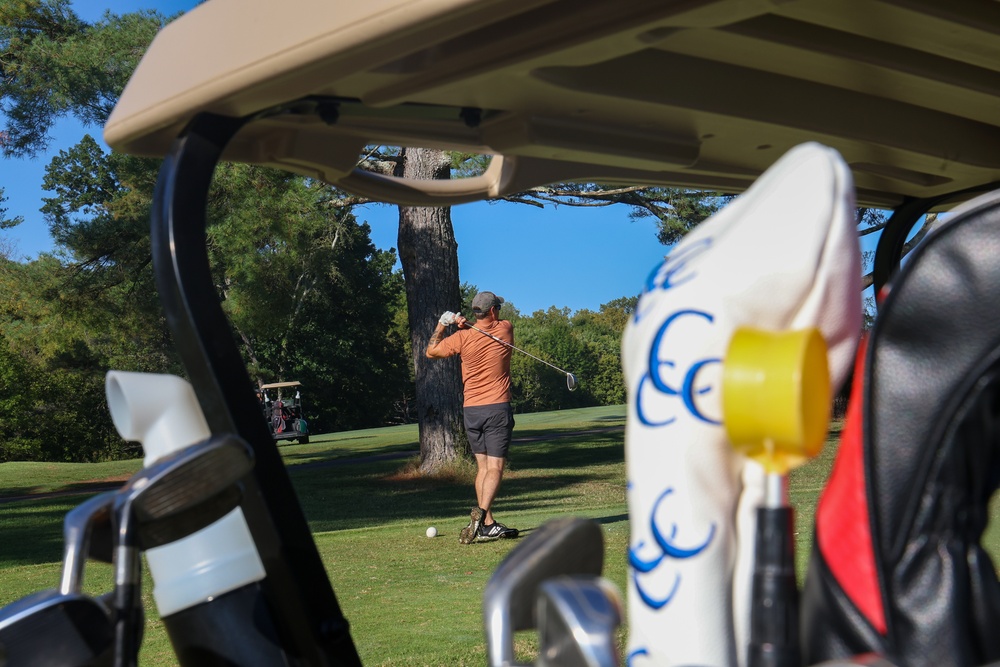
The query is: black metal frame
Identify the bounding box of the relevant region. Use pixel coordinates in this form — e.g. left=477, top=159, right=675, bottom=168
left=151, top=112, right=362, bottom=665
left=872, top=183, right=1000, bottom=298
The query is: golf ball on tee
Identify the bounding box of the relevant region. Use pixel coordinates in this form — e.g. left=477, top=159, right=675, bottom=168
left=426, top=526, right=438, bottom=538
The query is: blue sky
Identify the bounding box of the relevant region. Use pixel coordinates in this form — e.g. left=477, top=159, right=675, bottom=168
left=0, top=0, right=671, bottom=316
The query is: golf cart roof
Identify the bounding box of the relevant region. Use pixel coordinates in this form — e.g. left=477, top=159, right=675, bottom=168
left=260, top=381, right=302, bottom=390
left=105, top=0, right=1000, bottom=210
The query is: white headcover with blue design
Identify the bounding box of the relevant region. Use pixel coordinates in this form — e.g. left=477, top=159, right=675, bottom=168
left=622, top=142, right=862, bottom=666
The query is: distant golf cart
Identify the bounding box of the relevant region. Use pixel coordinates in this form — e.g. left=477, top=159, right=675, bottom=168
left=259, top=381, right=309, bottom=445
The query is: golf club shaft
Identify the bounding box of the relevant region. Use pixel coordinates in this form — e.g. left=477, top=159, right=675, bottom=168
left=749, top=472, right=799, bottom=667
left=464, top=322, right=571, bottom=377
left=113, top=539, right=141, bottom=667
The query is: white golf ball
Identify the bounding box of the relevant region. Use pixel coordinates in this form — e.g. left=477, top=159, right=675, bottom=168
left=426, top=526, right=438, bottom=538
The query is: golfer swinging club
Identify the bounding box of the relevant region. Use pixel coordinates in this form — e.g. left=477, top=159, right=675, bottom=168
left=426, top=291, right=520, bottom=543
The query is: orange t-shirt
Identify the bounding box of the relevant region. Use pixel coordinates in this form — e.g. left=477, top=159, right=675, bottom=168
left=437, top=320, right=513, bottom=406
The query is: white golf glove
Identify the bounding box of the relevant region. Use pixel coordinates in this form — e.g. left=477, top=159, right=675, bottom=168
left=439, top=311, right=457, bottom=326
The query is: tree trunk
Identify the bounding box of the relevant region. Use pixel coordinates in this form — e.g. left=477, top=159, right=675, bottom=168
left=396, top=148, right=466, bottom=472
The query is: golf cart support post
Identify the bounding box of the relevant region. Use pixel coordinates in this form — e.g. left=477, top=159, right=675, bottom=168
left=150, top=112, right=361, bottom=664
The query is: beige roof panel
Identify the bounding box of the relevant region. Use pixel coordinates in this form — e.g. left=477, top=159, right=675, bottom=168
left=105, top=0, right=1000, bottom=208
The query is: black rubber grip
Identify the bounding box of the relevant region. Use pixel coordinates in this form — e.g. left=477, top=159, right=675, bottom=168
left=749, top=505, right=800, bottom=667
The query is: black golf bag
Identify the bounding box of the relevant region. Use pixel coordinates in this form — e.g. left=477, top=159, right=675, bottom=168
left=801, top=190, right=1000, bottom=667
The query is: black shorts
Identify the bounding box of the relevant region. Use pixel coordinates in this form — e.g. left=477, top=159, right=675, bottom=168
left=463, top=403, right=514, bottom=457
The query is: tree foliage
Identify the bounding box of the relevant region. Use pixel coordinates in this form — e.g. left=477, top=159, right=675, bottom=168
left=497, top=182, right=733, bottom=245
left=206, top=163, right=409, bottom=432
left=0, top=256, right=141, bottom=461
left=0, top=0, right=166, bottom=156
left=0, top=1, right=417, bottom=460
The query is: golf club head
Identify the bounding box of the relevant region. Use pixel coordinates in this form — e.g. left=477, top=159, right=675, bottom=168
left=536, top=576, right=623, bottom=667
left=566, top=374, right=578, bottom=392
left=137, top=485, right=244, bottom=550
left=61, top=491, right=115, bottom=595
left=0, top=590, right=113, bottom=667
left=116, top=433, right=253, bottom=550
left=484, top=517, right=604, bottom=667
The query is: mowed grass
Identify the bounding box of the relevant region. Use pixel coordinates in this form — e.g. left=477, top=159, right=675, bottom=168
left=2, top=406, right=999, bottom=665
left=0, top=406, right=629, bottom=666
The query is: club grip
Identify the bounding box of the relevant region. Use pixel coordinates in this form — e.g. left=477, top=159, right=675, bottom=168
left=749, top=506, right=800, bottom=667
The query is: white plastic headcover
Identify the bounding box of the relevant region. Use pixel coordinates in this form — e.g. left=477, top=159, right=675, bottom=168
left=105, top=371, right=210, bottom=467
left=622, top=142, right=861, bottom=666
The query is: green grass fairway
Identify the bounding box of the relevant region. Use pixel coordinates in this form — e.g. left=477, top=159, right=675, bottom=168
left=0, top=406, right=628, bottom=665
left=2, top=405, right=998, bottom=665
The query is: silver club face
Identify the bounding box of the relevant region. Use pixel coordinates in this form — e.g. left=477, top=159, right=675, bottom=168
left=536, top=577, right=622, bottom=667
left=114, top=434, right=253, bottom=550
left=483, top=517, right=604, bottom=667
left=0, top=488, right=121, bottom=666
left=0, top=590, right=114, bottom=667
left=61, top=491, right=115, bottom=596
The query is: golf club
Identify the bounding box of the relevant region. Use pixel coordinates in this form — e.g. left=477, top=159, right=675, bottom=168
left=463, top=319, right=578, bottom=391
left=61, top=491, right=115, bottom=595
left=723, top=327, right=831, bottom=667
left=111, top=435, right=254, bottom=667
left=0, top=492, right=120, bottom=667
left=483, top=517, right=604, bottom=667
left=536, top=576, right=623, bottom=667
left=0, top=590, right=114, bottom=667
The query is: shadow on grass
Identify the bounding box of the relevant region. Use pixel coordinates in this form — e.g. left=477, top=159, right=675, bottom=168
left=509, top=438, right=623, bottom=470
left=0, top=428, right=625, bottom=568
left=0, top=479, right=124, bottom=501
left=510, top=425, right=623, bottom=441
left=0, top=499, right=84, bottom=567
left=294, top=434, right=625, bottom=533
left=506, top=512, right=628, bottom=541
left=317, top=435, right=377, bottom=442
left=280, top=439, right=419, bottom=466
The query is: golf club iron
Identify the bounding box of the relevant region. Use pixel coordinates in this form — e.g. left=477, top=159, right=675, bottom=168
left=111, top=434, right=254, bottom=667
left=0, top=492, right=119, bottom=667
left=61, top=492, right=115, bottom=595
left=536, top=576, right=623, bottom=667
left=464, top=320, right=578, bottom=391
left=0, top=590, right=114, bottom=667
left=483, top=517, right=604, bottom=667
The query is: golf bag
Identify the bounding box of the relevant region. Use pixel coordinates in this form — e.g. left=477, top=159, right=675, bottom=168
left=621, top=142, right=862, bottom=666
left=271, top=399, right=288, bottom=433
left=801, top=190, right=1000, bottom=667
